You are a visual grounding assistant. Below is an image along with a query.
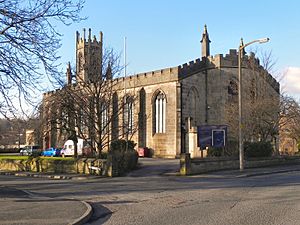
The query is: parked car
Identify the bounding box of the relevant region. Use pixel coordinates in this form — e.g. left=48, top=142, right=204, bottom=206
left=60, top=139, right=83, bottom=157
left=41, top=147, right=61, bottom=157
left=20, top=145, right=41, bottom=156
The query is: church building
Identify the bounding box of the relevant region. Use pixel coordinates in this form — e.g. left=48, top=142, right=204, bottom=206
left=42, top=26, right=280, bottom=158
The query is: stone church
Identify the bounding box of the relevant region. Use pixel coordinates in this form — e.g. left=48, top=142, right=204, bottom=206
left=42, top=25, right=280, bottom=158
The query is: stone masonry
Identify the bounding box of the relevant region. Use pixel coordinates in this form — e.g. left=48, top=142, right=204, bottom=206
left=42, top=25, right=280, bottom=158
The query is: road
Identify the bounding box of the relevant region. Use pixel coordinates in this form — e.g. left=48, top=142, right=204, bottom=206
left=0, top=158, right=299, bottom=225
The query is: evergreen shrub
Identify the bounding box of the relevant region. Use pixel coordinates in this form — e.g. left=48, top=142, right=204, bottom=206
left=244, top=141, right=273, bottom=158
left=110, top=139, right=138, bottom=173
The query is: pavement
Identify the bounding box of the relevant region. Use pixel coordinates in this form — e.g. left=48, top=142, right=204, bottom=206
left=0, top=172, right=99, bottom=225
left=0, top=158, right=299, bottom=225
left=0, top=171, right=102, bottom=180
left=0, top=186, right=92, bottom=225
left=194, top=163, right=300, bottom=179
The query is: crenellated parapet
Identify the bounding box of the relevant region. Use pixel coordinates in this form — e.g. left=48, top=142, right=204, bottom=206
left=178, top=58, right=207, bottom=77
left=206, top=49, right=260, bottom=69
left=177, top=50, right=241, bottom=77
left=110, top=47, right=279, bottom=94
left=76, top=28, right=103, bottom=47
left=114, top=66, right=180, bottom=89
left=42, top=89, right=63, bottom=101
left=42, top=85, right=79, bottom=100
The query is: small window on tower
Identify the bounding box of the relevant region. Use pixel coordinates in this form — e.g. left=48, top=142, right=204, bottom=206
left=78, top=52, right=84, bottom=72
left=228, top=81, right=238, bottom=95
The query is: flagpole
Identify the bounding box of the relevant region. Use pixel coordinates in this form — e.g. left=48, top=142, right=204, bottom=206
left=124, top=37, right=128, bottom=144
left=124, top=37, right=127, bottom=93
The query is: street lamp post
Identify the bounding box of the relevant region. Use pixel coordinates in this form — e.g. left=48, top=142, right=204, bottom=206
left=238, top=37, right=269, bottom=171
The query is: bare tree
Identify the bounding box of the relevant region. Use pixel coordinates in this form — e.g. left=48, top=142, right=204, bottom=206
left=225, top=50, right=281, bottom=154
left=0, top=118, right=25, bottom=146
left=42, top=48, right=138, bottom=158
left=0, top=0, right=85, bottom=117
left=226, top=86, right=300, bottom=154
left=41, top=86, right=79, bottom=156
left=279, top=95, right=300, bottom=140
left=243, top=96, right=279, bottom=142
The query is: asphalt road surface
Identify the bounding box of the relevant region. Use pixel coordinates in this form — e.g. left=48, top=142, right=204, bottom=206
left=0, top=158, right=299, bottom=225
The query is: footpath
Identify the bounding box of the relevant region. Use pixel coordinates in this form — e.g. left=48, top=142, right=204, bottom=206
left=0, top=172, right=98, bottom=225
left=0, top=186, right=92, bottom=225
left=196, top=163, right=300, bottom=179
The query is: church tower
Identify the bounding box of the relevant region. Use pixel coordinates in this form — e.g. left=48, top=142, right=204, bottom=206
left=76, top=28, right=103, bottom=82
left=200, top=25, right=211, bottom=58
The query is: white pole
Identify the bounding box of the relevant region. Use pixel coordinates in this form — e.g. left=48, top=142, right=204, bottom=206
left=238, top=42, right=244, bottom=171
left=124, top=37, right=128, bottom=141
left=124, top=37, right=127, bottom=93
left=238, top=37, right=270, bottom=171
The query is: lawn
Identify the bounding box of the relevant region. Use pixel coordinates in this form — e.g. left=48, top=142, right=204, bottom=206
left=0, top=155, right=29, bottom=160
left=0, top=155, right=75, bottom=161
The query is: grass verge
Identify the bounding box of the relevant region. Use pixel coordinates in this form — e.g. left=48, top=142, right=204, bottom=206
left=0, top=155, right=75, bottom=161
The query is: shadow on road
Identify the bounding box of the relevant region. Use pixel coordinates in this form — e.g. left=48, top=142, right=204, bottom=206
left=127, top=158, right=180, bottom=177
left=0, top=186, right=29, bottom=198
left=86, top=202, right=112, bottom=225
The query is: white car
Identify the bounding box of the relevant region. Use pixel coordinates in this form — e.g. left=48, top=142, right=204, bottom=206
left=60, top=139, right=83, bottom=157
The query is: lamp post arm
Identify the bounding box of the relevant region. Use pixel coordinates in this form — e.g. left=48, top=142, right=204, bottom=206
left=241, top=40, right=260, bottom=50
left=240, top=38, right=270, bottom=50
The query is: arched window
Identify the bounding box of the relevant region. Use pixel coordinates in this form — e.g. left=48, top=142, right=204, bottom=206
left=250, top=78, right=256, bottom=103
left=123, top=96, right=134, bottom=134
left=112, top=92, right=119, bottom=141
left=187, top=87, right=198, bottom=125
left=78, top=52, right=84, bottom=72
left=138, top=88, right=146, bottom=147
left=228, top=80, right=238, bottom=95
left=154, top=91, right=166, bottom=133
left=228, top=80, right=238, bottom=102
left=101, top=103, right=108, bottom=135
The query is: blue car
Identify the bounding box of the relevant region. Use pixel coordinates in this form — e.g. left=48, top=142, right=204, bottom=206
left=42, top=147, right=60, bottom=157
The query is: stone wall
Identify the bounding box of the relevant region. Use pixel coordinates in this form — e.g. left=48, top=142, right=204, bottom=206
left=122, top=81, right=180, bottom=158
left=180, top=53, right=279, bottom=128
left=180, top=50, right=280, bottom=155
left=0, top=150, right=138, bottom=177
left=0, top=158, right=114, bottom=177
left=180, top=153, right=300, bottom=175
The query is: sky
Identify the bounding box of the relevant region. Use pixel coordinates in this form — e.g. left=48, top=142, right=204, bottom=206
left=56, top=0, right=300, bottom=98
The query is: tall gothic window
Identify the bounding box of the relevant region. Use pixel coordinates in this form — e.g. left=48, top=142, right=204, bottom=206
left=75, top=107, right=83, bottom=132
left=228, top=80, right=238, bottom=95
left=112, top=92, right=119, bottom=141
left=138, top=88, right=146, bottom=147
left=101, top=103, right=108, bottom=135
left=250, top=78, right=256, bottom=103
left=154, top=91, right=166, bottom=133
left=187, top=87, right=198, bottom=125
left=123, top=96, right=133, bottom=134
left=228, top=80, right=238, bottom=102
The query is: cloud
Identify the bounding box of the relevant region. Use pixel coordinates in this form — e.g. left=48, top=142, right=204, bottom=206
left=281, top=67, right=300, bottom=96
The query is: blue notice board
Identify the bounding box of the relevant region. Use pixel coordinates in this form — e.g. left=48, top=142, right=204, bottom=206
left=197, top=125, right=227, bottom=149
